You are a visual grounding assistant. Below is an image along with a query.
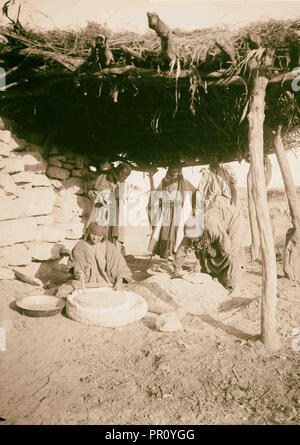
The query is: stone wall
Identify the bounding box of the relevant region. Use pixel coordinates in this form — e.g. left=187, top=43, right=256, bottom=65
left=0, top=119, right=92, bottom=284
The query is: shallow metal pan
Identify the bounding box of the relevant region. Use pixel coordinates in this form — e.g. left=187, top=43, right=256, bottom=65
left=15, top=295, right=66, bottom=317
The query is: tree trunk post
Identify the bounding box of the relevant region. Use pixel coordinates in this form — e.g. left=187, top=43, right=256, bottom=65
left=247, top=73, right=279, bottom=351
left=148, top=171, right=155, bottom=191
left=274, top=125, right=300, bottom=282
left=247, top=165, right=261, bottom=261
left=247, top=155, right=273, bottom=261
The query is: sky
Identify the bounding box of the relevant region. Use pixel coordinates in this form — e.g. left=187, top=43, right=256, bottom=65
left=1, top=0, right=299, bottom=188
left=1, top=0, right=300, bottom=32
left=126, top=152, right=300, bottom=190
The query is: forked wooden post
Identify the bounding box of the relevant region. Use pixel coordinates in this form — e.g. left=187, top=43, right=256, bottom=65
left=147, top=12, right=176, bottom=62
left=247, top=73, right=279, bottom=350
left=274, top=125, right=300, bottom=282
left=247, top=166, right=261, bottom=261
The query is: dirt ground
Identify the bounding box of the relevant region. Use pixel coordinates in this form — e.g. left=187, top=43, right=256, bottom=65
left=1, top=227, right=300, bottom=425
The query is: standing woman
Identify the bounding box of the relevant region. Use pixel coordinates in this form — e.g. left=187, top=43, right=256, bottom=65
left=198, top=156, right=238, bottom=209
left=148, top=166, right=196, bottom=275
left=84, top=161, right=118, bottom=239
left=109, top=163, right=132, bottom=255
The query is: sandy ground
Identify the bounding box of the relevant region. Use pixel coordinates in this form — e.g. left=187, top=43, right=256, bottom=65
left=0, top=227, right=300, bottom=425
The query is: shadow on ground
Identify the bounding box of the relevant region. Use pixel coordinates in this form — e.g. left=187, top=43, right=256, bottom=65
left=218, top=296, right=255, bottom=313
left=198, top=313, right=260, bottom=341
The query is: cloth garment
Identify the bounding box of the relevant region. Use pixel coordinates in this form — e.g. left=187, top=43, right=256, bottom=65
left=171, top=237, right=194, bottom=272
left=196, top=204, right=245, bottom=290
left=198, top=164, right=237, bottom=209
left=111, top=163, right=132, bottom=249
left=84, top=170, right=118, bottom=237
left=56, top=239, right=131, bottom=297
left=110, top=237, right=127, bottom=257
left=84, top=166, right=130, bottom=249
left=108, top=181, right=128, bottom=246
left=148, top=171, right=196, bottom=259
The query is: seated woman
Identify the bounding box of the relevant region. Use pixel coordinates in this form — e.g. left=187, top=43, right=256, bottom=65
left=195, top=204, right=245, bottom=295
left=57, top=222, right=132, bottom=298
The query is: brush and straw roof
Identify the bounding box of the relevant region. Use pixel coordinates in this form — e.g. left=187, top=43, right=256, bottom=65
left=0, top=10, right=299, bottom=169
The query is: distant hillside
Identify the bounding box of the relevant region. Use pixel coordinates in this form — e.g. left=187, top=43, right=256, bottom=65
left=238, top=187, right=300, bottom=202
left=267, top=187, right=300, bottom=201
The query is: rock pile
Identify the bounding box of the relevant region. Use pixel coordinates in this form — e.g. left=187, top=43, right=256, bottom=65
left=131, top=273, right=229, bottom=332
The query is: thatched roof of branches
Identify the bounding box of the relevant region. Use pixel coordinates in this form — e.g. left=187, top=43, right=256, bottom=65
left=0, top=7, right=299, bottom=170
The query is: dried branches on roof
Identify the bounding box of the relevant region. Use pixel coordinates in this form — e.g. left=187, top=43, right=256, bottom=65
left=0, top=8, right=299, bottom=167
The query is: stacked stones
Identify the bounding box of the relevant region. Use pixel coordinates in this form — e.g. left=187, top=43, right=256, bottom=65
left=46, top=147, right=91, bottom=252
left=0, top=120, right=92, bottom=284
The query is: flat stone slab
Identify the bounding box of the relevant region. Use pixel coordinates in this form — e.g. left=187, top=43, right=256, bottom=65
left=141, top=272, right=229, bottom=314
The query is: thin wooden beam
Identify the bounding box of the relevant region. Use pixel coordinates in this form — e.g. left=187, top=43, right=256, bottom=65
left=274, top=125, right=300, bottom=282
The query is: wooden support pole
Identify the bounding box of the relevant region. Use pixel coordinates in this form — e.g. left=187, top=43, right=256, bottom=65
left=247, top=73, right=279, bottom=351
left=247, top=155, right=273, bottom=261
left=148, top=171, right=155, bottom=191
left=147, top=171, right=156, bottom=242
left=247, top=166, right=261, bottom=261
left=274, top=125, right=300, bottom=282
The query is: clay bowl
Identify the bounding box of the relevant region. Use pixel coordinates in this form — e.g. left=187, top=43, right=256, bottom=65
left=15, top=295, right=66, bottom=317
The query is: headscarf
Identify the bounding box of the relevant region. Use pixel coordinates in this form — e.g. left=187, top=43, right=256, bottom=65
left=99, top=161, right=113, bottom=172
left=116, top=163, right=132, bottom=181
left=162, top=166, right=182, bottom=190
left=88, top=222, right=108, bottom=239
